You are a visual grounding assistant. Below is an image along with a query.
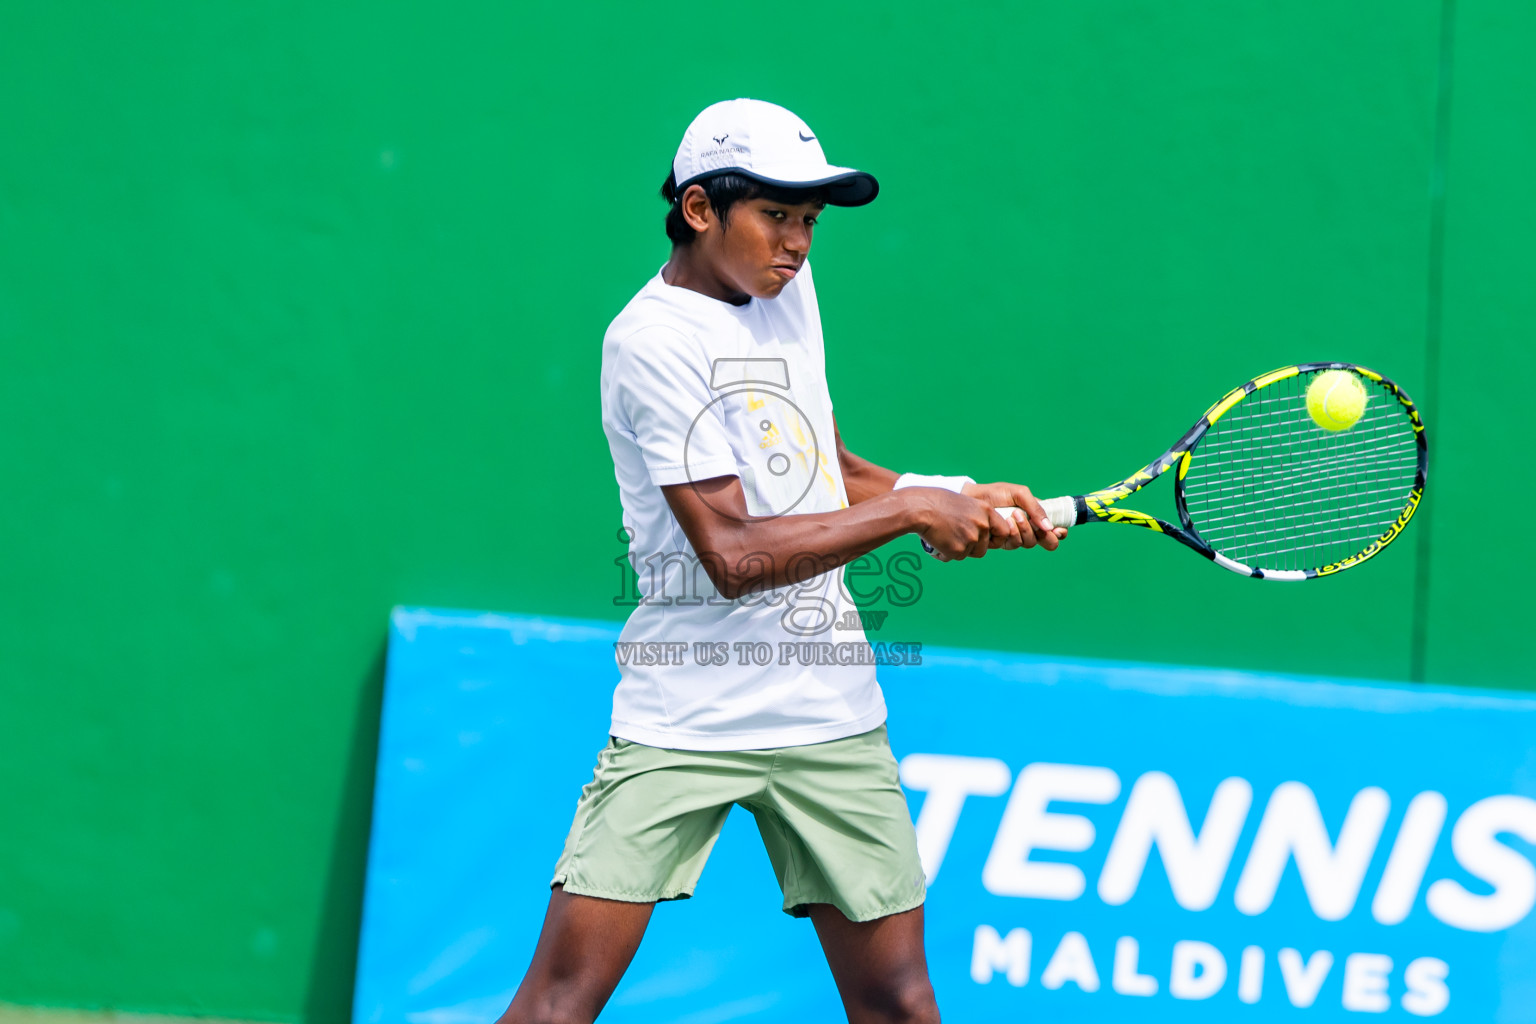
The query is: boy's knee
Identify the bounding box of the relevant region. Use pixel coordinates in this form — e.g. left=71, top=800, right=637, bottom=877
left=497, top=993, right=597, bottom=1024
left=863, top=973, right=940, bottom=1024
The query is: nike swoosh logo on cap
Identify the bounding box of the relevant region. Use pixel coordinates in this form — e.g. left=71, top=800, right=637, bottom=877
left=799, top=131, right=816, bottom=142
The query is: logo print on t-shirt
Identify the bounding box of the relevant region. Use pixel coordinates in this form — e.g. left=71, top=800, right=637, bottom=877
left=759, top=419, right=784, bottom=450
left=684, top=359, right=822, bottom=521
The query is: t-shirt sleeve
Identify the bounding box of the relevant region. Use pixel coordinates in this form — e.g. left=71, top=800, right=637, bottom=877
left=611, top=326, right=739, bottom=488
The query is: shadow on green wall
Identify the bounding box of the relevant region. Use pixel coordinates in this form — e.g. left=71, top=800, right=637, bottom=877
left=303, top=645, right=385, bottom=1023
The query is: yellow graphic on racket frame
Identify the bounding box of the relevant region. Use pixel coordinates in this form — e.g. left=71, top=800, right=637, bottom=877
left=1027, top=362, right=1427, bottom=580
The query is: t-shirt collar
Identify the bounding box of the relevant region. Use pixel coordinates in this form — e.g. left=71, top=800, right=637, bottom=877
left=652, top=267, right=758, bottom=317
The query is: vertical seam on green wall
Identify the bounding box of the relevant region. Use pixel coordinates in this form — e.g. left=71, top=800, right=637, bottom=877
left=1411, top=0, right=1457, bottom=683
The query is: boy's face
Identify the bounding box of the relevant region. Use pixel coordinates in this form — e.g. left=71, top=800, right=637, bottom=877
left=686, top=190, right=826, bottom=301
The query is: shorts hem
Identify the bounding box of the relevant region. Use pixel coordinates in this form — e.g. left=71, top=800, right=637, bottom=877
left=554, top=875, right=695, bottom=904
left=784, top=889, right=927, bottom=923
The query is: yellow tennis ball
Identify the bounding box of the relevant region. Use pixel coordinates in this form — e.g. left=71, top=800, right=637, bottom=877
left=1306, top=370, right=1369, bottom=431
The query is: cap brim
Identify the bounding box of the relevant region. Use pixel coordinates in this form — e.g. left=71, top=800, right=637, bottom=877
left=675, top=166, right=880, bottom=207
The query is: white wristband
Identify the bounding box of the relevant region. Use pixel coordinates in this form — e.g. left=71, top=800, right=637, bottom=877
left=895, top=473, right=975, bottom=560
left=894, top=472, right=975, bottom=494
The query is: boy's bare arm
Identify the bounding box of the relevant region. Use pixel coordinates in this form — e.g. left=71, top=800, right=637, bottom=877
left=661, top=475, right=1013, bottom=598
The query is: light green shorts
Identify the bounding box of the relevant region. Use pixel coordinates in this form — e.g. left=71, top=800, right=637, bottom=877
left=551, top=724, right=926, bottom=922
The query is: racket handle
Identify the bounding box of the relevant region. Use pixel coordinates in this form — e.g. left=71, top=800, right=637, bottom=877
left=998, top=495, right=1076, bottom=529
left=1041, top=495, right=1077, bottom=529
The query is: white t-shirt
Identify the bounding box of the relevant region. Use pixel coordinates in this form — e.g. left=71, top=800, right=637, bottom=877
left=599, top=261, right=888, bottom=751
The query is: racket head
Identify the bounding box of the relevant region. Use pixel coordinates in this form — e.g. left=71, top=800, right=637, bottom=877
left=1172, top=362, right=1427, bottom=579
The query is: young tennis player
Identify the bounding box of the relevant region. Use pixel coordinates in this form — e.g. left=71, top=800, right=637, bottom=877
left=497, top=98, right=1067, bottom=1024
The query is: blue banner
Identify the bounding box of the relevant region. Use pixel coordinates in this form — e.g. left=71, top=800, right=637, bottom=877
left=355, top=608, right=1536, bottom=1023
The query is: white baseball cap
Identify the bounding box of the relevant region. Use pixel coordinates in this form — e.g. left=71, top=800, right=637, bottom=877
left=671, top=98, right=879, bottom=207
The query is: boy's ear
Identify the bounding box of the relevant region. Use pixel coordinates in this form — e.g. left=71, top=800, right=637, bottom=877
left=680, top=184, right=715, bottom=234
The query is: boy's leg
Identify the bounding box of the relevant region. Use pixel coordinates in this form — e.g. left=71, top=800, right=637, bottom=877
left=502, top=736, right=771, bottom=1023
left=497, top=885, right=653, bottom=1024
left=744, top=724, right=937, bottom=1022
left=809, top=903, right=939, bottom=1024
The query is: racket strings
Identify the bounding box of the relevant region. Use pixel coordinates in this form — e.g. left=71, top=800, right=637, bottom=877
left=1180, top=372, right=1420, bottom=571
left=1189, top=442, right=1417, bottom=500
left=1189, top=437, right=1416, bottom=506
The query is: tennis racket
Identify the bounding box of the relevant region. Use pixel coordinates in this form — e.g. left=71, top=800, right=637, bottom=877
left=1021, top=362, right=1427, bottom=580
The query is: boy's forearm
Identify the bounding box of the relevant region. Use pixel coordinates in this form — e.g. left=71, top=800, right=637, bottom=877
left=665, top=481, right=927, bottom=598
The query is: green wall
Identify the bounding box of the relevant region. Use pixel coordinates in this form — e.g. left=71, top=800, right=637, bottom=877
left=0, top=0, right=1529, bottom=1020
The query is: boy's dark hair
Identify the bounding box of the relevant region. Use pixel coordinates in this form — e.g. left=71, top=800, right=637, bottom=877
left=661, top=171, right=829, bottom=245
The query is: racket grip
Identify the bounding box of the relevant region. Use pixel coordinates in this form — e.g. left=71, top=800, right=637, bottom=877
left=1038, top=495, right=1077, bottom=529
left=993, top=496, right=1076, bottom=530
left=1038, top=497, right=1075, bottom=528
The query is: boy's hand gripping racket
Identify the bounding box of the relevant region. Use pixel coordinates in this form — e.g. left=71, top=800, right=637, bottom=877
left=1024, top=362, right=1427, bottom=580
